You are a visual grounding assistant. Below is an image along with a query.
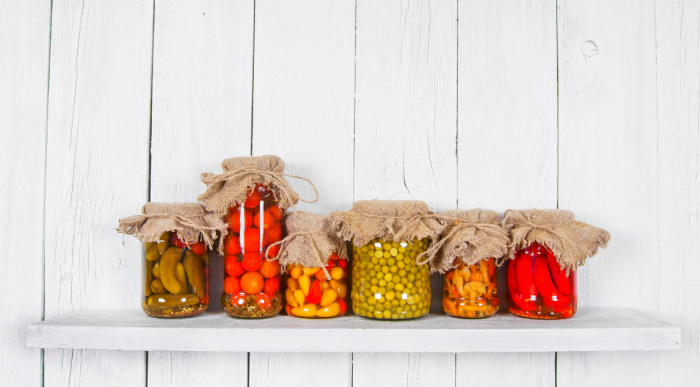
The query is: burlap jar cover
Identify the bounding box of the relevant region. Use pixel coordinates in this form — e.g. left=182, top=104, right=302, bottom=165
left=427, top=209, right=510, bottom=273
left=502, top=209, right=611, bottom=271
left=268, top=212, right=348, bottom=279
left=197, top=155, right=317, bottom=215
left=117, top=202, right=228, bottom=254
left=329, top=200, right=446, bottom=260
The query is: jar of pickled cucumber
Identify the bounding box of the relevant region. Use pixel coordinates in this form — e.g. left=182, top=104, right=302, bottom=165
left=430, top=209, right=509, bottom=319
left=273, top=212, right=350, bottom=318
left=118, top=202, right=227, bottom=318
left=198, top=156, right=316, bottom=319
left=330, top=200, right=446, bottom=321
left=503, top=209, right=610, bottom=320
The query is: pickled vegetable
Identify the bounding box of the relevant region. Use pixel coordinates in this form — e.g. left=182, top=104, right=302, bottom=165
left=507, top=242, right=577, bottom=319
left=351, top=238, right=431, bottom=320
left=141, top=231, right=210, bottom=318
left=442, top=258, right=498, bottom=318
left=284, top=253, right=349, bottom=319
left=222, top=184, right=284, bottom=318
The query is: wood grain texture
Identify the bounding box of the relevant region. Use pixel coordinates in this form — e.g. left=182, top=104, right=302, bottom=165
left=456, top=1, right=558, bottom=385
left=148, top=1, right=254, bottom=386
left=42, top=0, right=153, bottom=385
left=0, top=0, right=50, bottom=385
left=656, top=0, right=700, bottom=385
left=250, top=0, right=356, bottom=384
left=250, top=353, right=352, bottom=387
left=354, top=0, right=457, bottom=384
left=556, top=0, right=660, bottom=385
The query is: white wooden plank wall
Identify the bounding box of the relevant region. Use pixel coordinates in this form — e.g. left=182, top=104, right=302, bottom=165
left=0, top=0, right=50, bottom=385
left=353, top=0, right=457, bottom=385
left=2, top=0, right=699, bottom=386
left=456, top=1, right=557, bottom=386
left=42, top=1, right=153, bottom=385
left=149, top=1, right=254, bottom=386
left=250, top=0, right=355, bottom=385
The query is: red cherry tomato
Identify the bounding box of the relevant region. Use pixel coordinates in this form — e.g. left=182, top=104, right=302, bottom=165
left=229, top=208, right=253, bottom=233
left=243, top=227, right=262, bottom=252
left=224, top=276, right=241, bottom=295
left=242, top=252, right=263, bottom=272
left=255, top=184, right=272, bottom=197
left=170, top=233, right=188, bottom=248
left=190, top=241, right=206, bottom=255
left=244, top=189, right=261, bottom=208
left=338, top=259, right=347, bottom=269
left=226, top=235, right=242, bottom=255
left=231, top=292, right=247, bottom=306
left=266, top=244, right=280, bottom=259
left=315, top=269, right=328, bottom=282
left=264, top=224, right=283, bottom=246
left=256, top=293, right=272, bottom=310
left=267, top=205, right=284, bottom=221
left=263, top=277, right=280, bottom=293
left=329, top=252, right=341, bottom=261
left=225, top=256, right=245, bottom=277
left=254, top=210, right=277, bottom=231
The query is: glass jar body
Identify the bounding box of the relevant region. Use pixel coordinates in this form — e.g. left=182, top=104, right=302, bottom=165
left=284, top=253, right=349, bottom=318
left=507, top=243, right=577, bottom=319
left=442, top=258, right=498, bottom=318
left=142, top=232, right=210, bottom=318
left=222, top=184, right=284, bottom=318
left=351, top=238, right=431, bottom=320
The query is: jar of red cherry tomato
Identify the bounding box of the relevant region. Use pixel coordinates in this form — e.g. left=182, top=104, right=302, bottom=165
left=198, top=156, right=316, bottom=319
left=430, top=209, right=509, bottom=319
left=117, top=203, right=227, bottom=318
left=503, top=209, right=610, bottom=320
left=272, top=212, right=350, bottom=318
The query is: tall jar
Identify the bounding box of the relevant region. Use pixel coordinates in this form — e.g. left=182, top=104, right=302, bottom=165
left=198, top=155, right=314, bottom=319
left=503, top=209, right=610, bottom=320
left=118, top=202, right=227, bottom=318
left=431, top=209, right=509, bottom=319
left=330, top=200, right=446, bottom=321
left=275, top=212, right=350, bottom=318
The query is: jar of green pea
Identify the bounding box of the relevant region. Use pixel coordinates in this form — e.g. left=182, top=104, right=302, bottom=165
left=330, top=200, right=446, bottom=320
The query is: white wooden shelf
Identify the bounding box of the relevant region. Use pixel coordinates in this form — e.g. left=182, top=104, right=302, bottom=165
left=27, top=308, right=680, bottom=353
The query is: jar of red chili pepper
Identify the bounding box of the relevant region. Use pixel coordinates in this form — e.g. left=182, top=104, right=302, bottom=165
left=503, top=210, right=610, bottom=319
left=272, top=212, right=350, bottom=318
left=198, top=156, right=317, bottom=318
left=428, top=209, right=509, bottom=319
left=118, top=203, right=227, bottom=318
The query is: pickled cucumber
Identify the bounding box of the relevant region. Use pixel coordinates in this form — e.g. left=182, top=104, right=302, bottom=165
left=183, top=250, right=206, bottom=298
left=146, top=294, right=200, bottom=310
left=351, top=238, right=432, bottom=320
left=156, top=232, right=170, bottom=254
left=159, top=247, right=184, bottom=294
left=146, top=244, right=160, bottom=262
left=176, top=263, right=187, bottom=294
left=151, top=278, right=166, bottom=294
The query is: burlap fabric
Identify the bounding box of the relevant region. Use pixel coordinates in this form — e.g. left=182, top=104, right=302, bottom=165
left=117, top=202, right=228, bottom=254
left=197, top=155, right=317, bottom=215
left=427, top=209, right=510, bottom=273
left=329, top=200, right=446, bottom=248
left=269, top=212, right=348, bottom=271
left=503, top=209, right=610, bottom=271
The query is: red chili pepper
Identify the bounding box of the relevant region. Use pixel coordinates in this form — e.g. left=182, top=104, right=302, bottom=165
left=170, top=233, right=188, bottom=248
left=546, top=251, right=571, bottom=296
left=306, top=280, right=322, bottom=305
left=507, top=260, right=525, bottom=311
left=451, top=285, right=460, bottom=300
left=337, top=298, right=347, bottom=315
left=515, top=252, right=538, bottom=311
left=533, top=256, right=571, bottom=308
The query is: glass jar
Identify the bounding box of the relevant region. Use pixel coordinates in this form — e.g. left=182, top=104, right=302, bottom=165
left=222, top=184, right=284, bottom=318
left=284, top=253, right=349, bottom=318
left=507, top=242, right=577, bottom=319
left=351, top=238, right=431, bottom=320
left=442, top=258, right=498, bottom=318
left=142, top=231, right=210, bottom=318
